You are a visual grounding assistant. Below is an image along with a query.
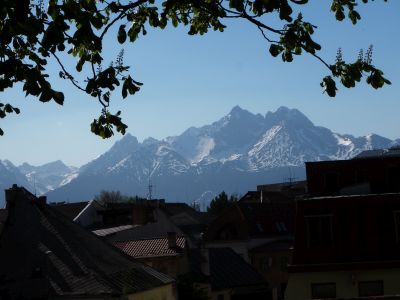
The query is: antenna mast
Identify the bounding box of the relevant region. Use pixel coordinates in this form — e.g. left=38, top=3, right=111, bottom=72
left=147, top=179, right=153, bottom=200
left=33, top=174, right=37, bottom=196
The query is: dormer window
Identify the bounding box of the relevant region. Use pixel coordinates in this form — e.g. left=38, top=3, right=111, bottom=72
left=393, top=211, right=400, bottom=243
left=324, top=173, right=339, bottom=194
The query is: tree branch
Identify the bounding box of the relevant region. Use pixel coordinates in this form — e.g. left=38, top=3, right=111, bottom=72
left=51, top=51, right=86, bottom=92
left=99, top=0, right=149, bottom=40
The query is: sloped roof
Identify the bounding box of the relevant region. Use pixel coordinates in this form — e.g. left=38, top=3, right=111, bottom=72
left=354, top=148, right=400, bottom=159
left=0, top=186, right=173, bottom=298
left=93, top=224, right=135, bottom=237
left=0, top=208, right=7, bottom=235
left=114, top=236, right=186, bottom=258
left=209, top=247, right=266, bottom=290
left=238, top=202, right=296, bottom=237
left=164, top=203, right=212, bottom=224
left=51, top=201, right=90, bottom=220
left=102, top=209, right=184, bottom=242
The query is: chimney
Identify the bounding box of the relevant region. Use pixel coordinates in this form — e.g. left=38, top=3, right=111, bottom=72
left=167, top=231, right=177, bottom=249
left=35, top=196, right=47, bottom=210
left=5, top=184, right=19, bottom=209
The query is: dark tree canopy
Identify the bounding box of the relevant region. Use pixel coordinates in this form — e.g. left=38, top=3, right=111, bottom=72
left=0, top=0, right=390, bottom=137
left=94, top=190, right=146, bottom=204
left=207, top=191, right=238, bottom=216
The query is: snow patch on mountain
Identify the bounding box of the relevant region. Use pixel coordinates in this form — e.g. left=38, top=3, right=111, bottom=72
left=193, top=137, right=215, bottom=163
left=21, top=105, right=397, bottom=204
left=334, top=133, right=353, bottom=146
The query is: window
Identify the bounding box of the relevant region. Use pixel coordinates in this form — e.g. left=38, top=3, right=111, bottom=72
left=324, top=173, right=339, bottom=194
left=355, top=169, right=368, bottom=183
left=393, top=211, right=400, bottom=243
left=311, top=283, right=336, bottom=299
left=387, top=167, right=400, bottom=192
left=305, top=215, right=333, bottom=248
left=358, top=281, right=384, bottom=297
left=275, top=222, right=288, bottom=233
left=260, top=256, right=272, bottom=271
left=280, top=256, right=288, bottom=272
left=280, top=283, right=288, bottom=299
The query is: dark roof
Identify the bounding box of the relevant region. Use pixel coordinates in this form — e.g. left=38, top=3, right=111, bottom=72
left=238, top=202, right=296, bottom=237
left=0, top=186, right=173, bottom=298
left=101, top=209, right=184, bottom=243
left=257, top=180, right=307, bottom=193
left=209, top=248, right=266, bottom=290
left=249, top=239, right=293, bottom=253
left=164, top=202, right=211, bottom=224
left=239, top=191, right=261, bottom=202
left=354, top=148, right=400, bottom=159
left=114, top=236, right=186, bottom=258
left=51, top=201, right=90, bottom=220
left=0, top=208, right=7, bottom=235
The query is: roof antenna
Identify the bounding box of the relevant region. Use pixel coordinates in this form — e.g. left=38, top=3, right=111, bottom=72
left=33, top=174, right=37, bottom=196
left=284, top=167, right=297, bottom=185
left=147, top=178, right=153, bottom=200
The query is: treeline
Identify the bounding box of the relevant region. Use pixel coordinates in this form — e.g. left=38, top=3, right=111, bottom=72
left=94, top=190, right=240, bottom=216
left=94, top=190, right=147, bottom=204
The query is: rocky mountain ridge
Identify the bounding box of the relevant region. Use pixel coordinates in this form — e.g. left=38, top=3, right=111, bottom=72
left=0, top=106, right=397, bottom=206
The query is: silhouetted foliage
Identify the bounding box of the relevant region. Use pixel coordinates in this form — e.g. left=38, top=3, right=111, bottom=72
left=94, top=190, right=146, bottom=204
left=207, top=191, right=238, bottom=216
left=0, top=0, right=390, bottom=137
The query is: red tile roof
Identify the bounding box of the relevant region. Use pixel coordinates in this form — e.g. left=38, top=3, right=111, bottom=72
left=114, top=236, right=186, bottom=258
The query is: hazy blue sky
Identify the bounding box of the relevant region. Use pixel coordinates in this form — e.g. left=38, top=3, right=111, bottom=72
left=1, top=1, right=399, bottom=167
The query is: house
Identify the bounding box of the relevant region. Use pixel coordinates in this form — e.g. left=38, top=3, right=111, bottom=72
left=285, top=193, right=400, bottom=300
left=0, top=185, right=176, bottom=300
left=204, top=201, right=295, bottom=300
left=93, top=226, right=190, bottom=279
left=112, top=232, right=189, bottom=279
left=52, top=200, right=104, bottom=228
left=306, top=148, right=400, bottom=197
left=285, top=149, right=400, bottom=300
left=191, top=247, right=270, bottom=300
left=54, top=199, right=209, bottom=247
left=240, top=180, right=307, bottom=204
left=51, top=198, right=209, bottom=280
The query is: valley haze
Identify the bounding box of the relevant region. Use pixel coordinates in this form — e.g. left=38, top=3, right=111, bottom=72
left=1, top=106, right=398, bottom=207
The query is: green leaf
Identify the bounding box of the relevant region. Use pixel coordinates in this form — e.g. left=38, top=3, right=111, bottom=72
left=53, top=91, right=64, bottom=105
left=118, top=25, right=127, bottom=44
left=321, top=76, right=337, bottom=97
left=269, top=44, right=283, bottom=57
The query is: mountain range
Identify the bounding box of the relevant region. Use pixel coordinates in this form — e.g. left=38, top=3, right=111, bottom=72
left=1, top=106, right=398, bottom=207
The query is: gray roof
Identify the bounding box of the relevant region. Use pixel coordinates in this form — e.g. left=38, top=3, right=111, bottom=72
left=209, top=247, right=266, bottom=290
left=0, top=186, right=173, bottom=298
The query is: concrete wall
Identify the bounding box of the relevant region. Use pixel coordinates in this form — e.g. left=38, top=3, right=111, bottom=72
left=210, top=289, right=232, bottom=300
left=140, top=254, right=189, bottom=279
left=250, top=248, right=292, bottom=299
left=285, top=268, right=400, bottom=300
left=128, top=283, right=176, bottom=300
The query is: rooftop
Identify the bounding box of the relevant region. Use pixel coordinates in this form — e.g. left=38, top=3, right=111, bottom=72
left=51, top=201, right=90, bottom=220
left=0, top=186, right=173, bottom=298
left=355, top=147, right=400, bottom=159
left=209, top=247, right=266, bottom=290
left=114, top=236, right=186, bottom=258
